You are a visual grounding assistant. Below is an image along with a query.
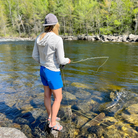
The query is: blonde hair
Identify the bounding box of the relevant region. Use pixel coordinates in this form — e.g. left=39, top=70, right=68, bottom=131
left=40, top=23, right=60, bottom=41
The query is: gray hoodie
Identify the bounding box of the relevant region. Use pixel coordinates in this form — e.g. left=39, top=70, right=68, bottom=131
left=32, top=32, right=69, bottom=71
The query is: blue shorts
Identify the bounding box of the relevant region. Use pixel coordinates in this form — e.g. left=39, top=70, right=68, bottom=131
left=40, top=66, right=63, bottom=90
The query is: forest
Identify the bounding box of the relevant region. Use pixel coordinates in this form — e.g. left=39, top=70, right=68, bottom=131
left=0, top=0, right=138, bottom=38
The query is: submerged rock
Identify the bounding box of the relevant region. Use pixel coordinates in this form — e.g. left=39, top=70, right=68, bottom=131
left=0, top=127, right=27, bottom=138
left=62, top=91, right=76, bottom=100
left=71, top=82, right=94, bottom=90
left=127, top=104, right=138, bottom=114
left=75, top=89, right=91, bottom=99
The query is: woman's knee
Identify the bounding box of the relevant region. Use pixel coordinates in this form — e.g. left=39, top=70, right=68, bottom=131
left=54, top=94, right=62, bottom=103
left=44, top=93, right=51, bottom=99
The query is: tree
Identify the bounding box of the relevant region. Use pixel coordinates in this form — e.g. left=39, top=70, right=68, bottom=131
left=0, top=0, right=7, bottom=36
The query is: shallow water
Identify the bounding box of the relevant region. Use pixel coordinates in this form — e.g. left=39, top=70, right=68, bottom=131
left=0, top=40, right=138, bottom=137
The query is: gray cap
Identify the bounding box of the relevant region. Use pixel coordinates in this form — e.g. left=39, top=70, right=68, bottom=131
left=43, top=13, right=58, bottom=26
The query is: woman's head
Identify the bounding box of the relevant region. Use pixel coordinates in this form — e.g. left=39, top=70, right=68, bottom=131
left=43, top=13, right=60, bottom=35
left=44, top=23, right=60, bottom=35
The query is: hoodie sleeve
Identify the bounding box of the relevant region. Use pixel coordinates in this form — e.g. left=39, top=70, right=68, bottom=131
left=56, top=38, right=69, bottom=65
left=32, top=37, right=40, bottom=63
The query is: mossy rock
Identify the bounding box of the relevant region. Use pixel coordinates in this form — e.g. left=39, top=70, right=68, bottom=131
left=127, top=104, right=138, bottom=114
left=71, top=82, right=94, bottom=90
left=121, top=113, right=138, bottom=126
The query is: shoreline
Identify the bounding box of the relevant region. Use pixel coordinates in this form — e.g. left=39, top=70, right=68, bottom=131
left=0, top=34, right=138, bottom=42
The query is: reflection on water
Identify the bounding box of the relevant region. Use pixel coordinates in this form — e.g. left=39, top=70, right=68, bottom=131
left=0, top=40, right=138, bottom=137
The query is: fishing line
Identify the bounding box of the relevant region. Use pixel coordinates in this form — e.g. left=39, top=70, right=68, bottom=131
left=71, top=56, right=109, bottom=73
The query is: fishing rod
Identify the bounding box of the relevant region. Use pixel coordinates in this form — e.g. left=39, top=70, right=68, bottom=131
left=61, top=56, right=110, bottom=137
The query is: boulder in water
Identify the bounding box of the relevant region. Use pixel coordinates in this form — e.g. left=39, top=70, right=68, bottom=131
left=0, top=127, right=27, bottom=138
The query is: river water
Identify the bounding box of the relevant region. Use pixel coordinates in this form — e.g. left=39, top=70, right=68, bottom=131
left=0, top=40, right=138, bottom=137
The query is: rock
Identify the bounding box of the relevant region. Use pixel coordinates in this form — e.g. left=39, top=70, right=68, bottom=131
left=21, top=104, right=33, bottom=113
left=63, top=91, right=76, bottom=100
left=103, top=121, right=138, bottom=138
left=127, top=104, right=138, bottom=114
left=61, top=34, right=138, bottom=42
left=60, top=105, right=72, bottom=118
left=83, top=112, right=105, bottom=128
left=87, top=36, right=94, bottom=41
left=129, top=34, right=136, bottom=40
left=117, top=36, right=122, bottom=42
left=101, top=117, right=117, bottom=125
left=0, top=127, right=27, bottom=138
left=121, top=113, right=138, bottom=125
left=21, top=125, right=33, bottom=138
left=122, top=35, right=128, bottom=42
left=78, top=35, right=85, bottom=40
left=75, top=89, right=91, bottom=99
left=72, top=36, right=78, bottom=40
left=71, top=82, right=94, bottom=90
left=110, top=92, right=116, bottom=101
left=74, top=129, right=80, bottom=137
left=75, top=115, right=89, bottom=128
left=87, top=126, right=104, bottom=137
left=30, top=108, right=44, bottom=119
left=72, top=102, right=91, bottom=113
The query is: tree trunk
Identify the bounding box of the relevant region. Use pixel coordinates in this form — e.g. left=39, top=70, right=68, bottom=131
left=135, top=14, right=138, bottom=34
left=63, top=17, right=66, bottom=35
left=6, top=0, right=14, bottom=27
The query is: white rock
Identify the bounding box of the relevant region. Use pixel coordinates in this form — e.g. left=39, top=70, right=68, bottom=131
left=0, top=127, right=27, bottom=138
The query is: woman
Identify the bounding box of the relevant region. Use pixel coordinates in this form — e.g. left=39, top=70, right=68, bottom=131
left=32, top=13, right=71, bottom=131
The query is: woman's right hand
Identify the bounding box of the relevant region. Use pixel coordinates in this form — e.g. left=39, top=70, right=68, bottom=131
left=68, top=59, right=71, bottom=64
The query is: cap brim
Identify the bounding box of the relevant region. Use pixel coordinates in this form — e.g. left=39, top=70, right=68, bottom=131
left=43, top=22, right=57, bottom=26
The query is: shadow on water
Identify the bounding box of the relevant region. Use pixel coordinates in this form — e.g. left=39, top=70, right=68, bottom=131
left=0, top=101, right=48, bottom=137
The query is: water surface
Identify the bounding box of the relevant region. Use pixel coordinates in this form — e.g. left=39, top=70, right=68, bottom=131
left=0, top=40, right=138, bottom=137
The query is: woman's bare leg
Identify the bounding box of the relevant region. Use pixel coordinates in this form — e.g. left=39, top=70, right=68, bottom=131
left=49, top=88, right=62, bottom=129
left=44, top=86, right=52, bottom=118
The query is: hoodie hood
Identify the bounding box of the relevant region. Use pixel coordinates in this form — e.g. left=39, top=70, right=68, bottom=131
left=37, top=32, right=53, bottom=47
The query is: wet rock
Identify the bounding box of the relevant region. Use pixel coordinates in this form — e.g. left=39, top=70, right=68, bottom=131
left=121, top=113, right=138, bottom=125
left=127, top=104, right=138, bottom=114
left=88, top=134, right=97, bottom=138
left=83, top=113, right=105, bottom=128
left=72, top=102, right=91, bottom=113
left=21, top=124, right=33, bottom=138
left=75, top=89, right=91, bottom=99
left=63, top=91, right=76, bottom=100
left=30, top=98, right=44, bottom=108
left=101, top=117, right=117, bottom=126
left=87, top=125, right=104, bottom=137
left=0, top=127, right=27, bottom=138
left=71, top=82, right=94, bottom=90
left=30, top=108, right=45, bottom=119
left=60, top=105, right=72, bottom=118
left=103, top=121, right=138, bottom=138
left=75, top=115, right=89, bottom=128
left=14, top=117, right=29, bottom=124
left=21, top=104, right=33, bottom=113
left=74, top=129, right=80, bottom=137
left=110, top=91, right=116, bottom=101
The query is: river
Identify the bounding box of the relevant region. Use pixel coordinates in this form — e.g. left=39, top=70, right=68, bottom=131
left=0, top=40, right=138, bottom=137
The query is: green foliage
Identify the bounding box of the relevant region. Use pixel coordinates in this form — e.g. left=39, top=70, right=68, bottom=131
left=0, top=0, right=137, bottom=37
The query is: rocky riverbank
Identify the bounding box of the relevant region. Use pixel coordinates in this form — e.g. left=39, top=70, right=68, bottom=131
left=1, top=34, right=138, bottom=43
left=61, top=34, right=138, bottom=42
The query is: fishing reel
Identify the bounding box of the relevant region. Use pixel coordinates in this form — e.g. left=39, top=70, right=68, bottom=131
left=60, top=64, right=65, bottom=69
